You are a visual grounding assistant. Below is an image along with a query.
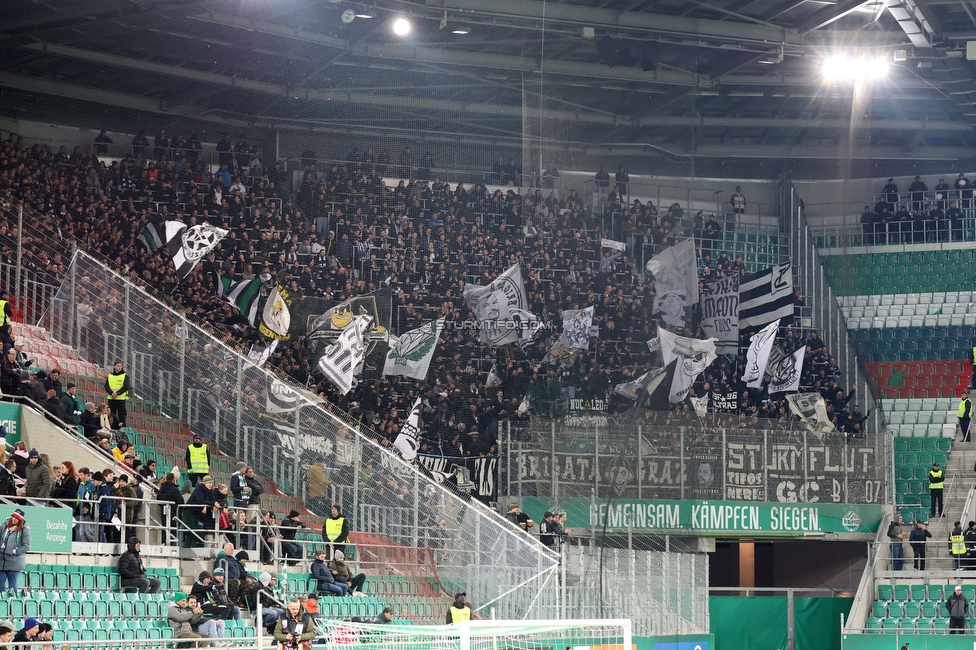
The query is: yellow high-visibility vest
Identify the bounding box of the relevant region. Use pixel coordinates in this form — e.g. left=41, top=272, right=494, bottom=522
left=959, top=398, right=972, bottom=419
left=187, top=444, right=209, bottom=475
left=952, top=534, right=967, bottom=556
left=930, top=470, right=945, bottom=490
left=449, top=606, right=471, bottom=623
left=107, top=373, right=129, bottom=400
left=324, top=516, right=345, bottom=541
left=0, top=300, right=10, bottom=327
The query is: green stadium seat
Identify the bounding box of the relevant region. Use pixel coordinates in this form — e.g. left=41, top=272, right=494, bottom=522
left=882, top=618, right=900, bottom=633
left=916, top=617, right=934, bottom=632
left=904, top=601, right=920, bottom=618
left=934, top=618, right=949, bottom=633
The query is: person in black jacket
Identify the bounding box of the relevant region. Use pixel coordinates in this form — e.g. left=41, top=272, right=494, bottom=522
left=155, top=472, right=184, bottom=546
left=79, top=402, right=100, bottom=440
left=118, top=537, right=161, bottom=593
left=189, top=571, right=234, bottom=620
left=909, top=521, right=932, bottom=570
left=184, top=475, right=218, bottom=548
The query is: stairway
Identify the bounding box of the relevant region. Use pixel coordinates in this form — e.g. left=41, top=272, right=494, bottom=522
left=920, top=439, right=976, bottom=569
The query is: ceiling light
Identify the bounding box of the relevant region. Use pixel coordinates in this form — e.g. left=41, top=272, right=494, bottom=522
left=354, top=8, right=374, bottom=18
left=452, top=27, right=469, bottom=34
left=392, top=17, right=411, bottom=36
left=821, top=53, right=889, bottom=83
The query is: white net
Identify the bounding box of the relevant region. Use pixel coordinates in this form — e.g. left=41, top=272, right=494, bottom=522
left=314, top=619, right=632, bottom=650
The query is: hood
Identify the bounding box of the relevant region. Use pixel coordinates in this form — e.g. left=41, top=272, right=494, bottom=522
left=126, top=537, right=140, bottom=553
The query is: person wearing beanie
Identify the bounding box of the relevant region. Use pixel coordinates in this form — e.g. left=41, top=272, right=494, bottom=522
left=119, top=537, right=160, bottom=593
left=190, top=570, right=233, bottom=620
left=242, top=571, right=283, bottom=632
left=209, top=567, right=242, bottom=621
left=328, top=549, right=366, bottom=594
left=24, top=449, right=52, bottom=499
left=0, top=509, right=30, bottom=595
left=311, top=548, right=348, bottom=597
left=12, top=617, right=39, bottom=644
left=168, top=592, right=224, bottom=643
left=321, top=505, right=350, bottom=561
left=281, top=510, right=308, bottom=558
left=104, top=361, right=131, bottom=430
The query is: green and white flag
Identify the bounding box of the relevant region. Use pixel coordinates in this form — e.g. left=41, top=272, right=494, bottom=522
left=137, top=220, right=185, bottom=253
left=216, top=276, right=263, bottom=327
left=169, top=223, right=227, bottom=279
left=383, top=319, right=444, bottom=380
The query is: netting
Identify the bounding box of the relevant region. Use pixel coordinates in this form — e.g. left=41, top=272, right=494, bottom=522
left=314, top=619, right=631, bottom=650
left=40, top=249, right=558, bottom=620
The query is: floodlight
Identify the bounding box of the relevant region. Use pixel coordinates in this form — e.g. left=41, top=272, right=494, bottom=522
left=452, top=26, right=470, bottom=34
left=392, top=17, right=411, bottom=36
left=821, top=53, right=890, bottom=83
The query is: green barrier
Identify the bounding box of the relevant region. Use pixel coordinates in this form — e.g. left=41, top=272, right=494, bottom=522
left=0, top=401, right=21, bottom=445
left=843, top=633, right=976, bottom=649
left=0, top=503, right=73, bottom=552
left=522, top=497, right=882, bottom=537
left=796, top=597, right=852, bottom=650
left=636, top=635, right=714, bottom=650
left=710, top=597, right=788, bottom=650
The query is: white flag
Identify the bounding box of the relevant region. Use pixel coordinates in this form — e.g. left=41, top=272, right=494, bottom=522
left=742, top=319, right=779, bottom=388
left=614, top=372, right=649, bottom=400
left=393, top=397, right=422, bottom=461
left=266, top=376, right=298, bottom=413
left=317, top=315, right=371, bottom=395
left=462, top=263, right=530, bottom=346
left=383, top=320, right=444, bottom=380
left=248, top=339, right=279, bottom=368
left=657, top=327, right=718, bottom=403
left=169, top=223, right=227, bottom=279
left=648, top=238, right=698, bottom=327
left=260, top=286, right=292, bottom=340
left=691, top=395, right=709, bottom=418
left=560, top=307, right=594, bottom=350
left=769, top=347, right=805, bottom=394
left=787, top=392, right=835, bottom=434
left=647, top=337, right=661, bottom=353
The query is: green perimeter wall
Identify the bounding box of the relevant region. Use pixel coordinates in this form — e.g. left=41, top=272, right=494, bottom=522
left=843, top=634, right=976, bottom=649
left=636, top=635, right=715, bottom=650
left=710, top=596, right=853, bottom=650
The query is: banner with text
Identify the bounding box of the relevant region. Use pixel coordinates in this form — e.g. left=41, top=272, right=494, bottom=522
left=0, top=504, right=73, bottom=552
left=0, top=401, right=20, bottom=445
left=701, top=275, right=739, bottom=355
left=521, top=497, right=882, bottom=537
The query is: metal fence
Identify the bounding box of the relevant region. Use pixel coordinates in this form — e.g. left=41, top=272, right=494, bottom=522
left=501, top=411, right=889, bottom=504
left=41, top=249, right=559, bottom=621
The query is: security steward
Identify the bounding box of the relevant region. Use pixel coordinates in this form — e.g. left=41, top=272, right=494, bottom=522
left=950, top=521, right=968, bottom=570
left=322, top=504, right=349, bottom=560
left=104, top=360, right=131, bottom=429
left=446, top=592, right=471, bottom=624
left=929, top=462, right=945, bottom=518
left=185, top=433, right=211, bottom=487
left=0, top=290, right=12, bottom=327
left=959, top=390, right=973, bottom=443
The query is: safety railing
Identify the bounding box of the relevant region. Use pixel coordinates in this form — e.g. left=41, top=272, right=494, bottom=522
left=810, top=216, right=976, bottom=251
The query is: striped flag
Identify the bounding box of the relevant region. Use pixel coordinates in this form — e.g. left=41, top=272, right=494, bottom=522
left=738, top=262, right=793, bottom=329
left=216, top=276, right=263, bottom=327
left=317, top=315, right=371, bottom=395
left=137, top=221, right=185, bottom=253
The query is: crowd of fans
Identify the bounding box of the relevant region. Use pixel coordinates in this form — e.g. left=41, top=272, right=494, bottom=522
left=0, top=129, right=874, bottom=464
left=860, top=174, right=974, bottom=245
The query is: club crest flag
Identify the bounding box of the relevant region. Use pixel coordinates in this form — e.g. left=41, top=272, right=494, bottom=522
left=648, top=238, right=698, bottom=327
left=393, top=397, right=423, bottom=461
left=169, top=223, right=227, bottom=279
left=691, top=395, right=709, bottom=418
left=462, top=263, right=532, bottom=346
left=768, top=346, right=805, bottom=394
left=137, top=220, right=185, bottom=253
left=317, top=315, right=371, bottom=395
left=787, top=392, right=835, bottom=435
left=742, top=319, right=779, bottom=388
left=560, top=307, right=594, bottom=350
left=383, top=319, right=444, bottom=380
left=259, top=285, right=292, bottom=340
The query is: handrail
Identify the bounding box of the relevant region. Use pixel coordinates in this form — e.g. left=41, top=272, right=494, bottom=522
left=844, top=510, right=891, bottom=634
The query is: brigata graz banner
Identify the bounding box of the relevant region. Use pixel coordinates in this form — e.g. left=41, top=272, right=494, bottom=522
left=522, top=497, right=882, bottom=537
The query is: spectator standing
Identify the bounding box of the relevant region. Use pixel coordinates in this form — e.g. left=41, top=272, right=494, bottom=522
left=956, top=173, right=972, bottom=209
left=446, top=592, right=471, bottom=624
left=119, top=536, right=161, bottom=593
left=307, top=459, right=332, bottom=516
left=274, top=597, right=319, bottom=649
left=505, top=504, right=533, bottom=532
left=947, top=585, right=969, bottom=634
left=131, top=130, right=149, bottom=158
left=0, top=509, right=30, bottom=594
left=328, top=549, right=366, bottom=594
left=539, top=511, right=555, bottom=548
left=951, top=521, right=967, bottom=569
left=185, top=434, right=211, bottom=488
left=882, top=178, right=899, bottom=207
left=887, top=514, right=906, bottom=570
left=929, top=462, right=945, bottom=518
left=730, top=186, right=746, bottom=214
left=936, top=178, right=951, bottom=209
left=79, top=402, right=99, bottom=439
left=156, top=472, right=184, bottom=546
left=959, top=390, right=973, bottom=442
left=614, top=167, right=629, bottom=198
left=74, top=467, right=97, bottom=542
left=61, top=382, right=82, bottom=425
left=321, top=505, right=349, bottom=559
left=594, top=167, right=610, bottom=204
left=51, top=460, right=78, bottom=504
left=94, top=130, right=113, bottom=155
left=909, top=175, right=928, bottom=210
left=184, top=475, right=218, bottom=548
left=859, top=206, right=876, bottom=245
left=24, top=449, right=52, bottom=499
left=909, top=520, right=931, bottom=570
left=104, top=361, right=131, bottom=430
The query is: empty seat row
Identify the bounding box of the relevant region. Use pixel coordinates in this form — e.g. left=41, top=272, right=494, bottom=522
left=893, top=437, right=953, bottom=452
left=879, top=583, right=972, bottom=601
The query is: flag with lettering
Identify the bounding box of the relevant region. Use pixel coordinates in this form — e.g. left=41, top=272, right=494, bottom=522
left=701, top=274, right=739, bottom=355
left=317, top=315, right=371, bottom=395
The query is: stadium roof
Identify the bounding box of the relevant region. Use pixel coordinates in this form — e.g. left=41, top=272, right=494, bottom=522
left=2, top=0, right=976, bottom=166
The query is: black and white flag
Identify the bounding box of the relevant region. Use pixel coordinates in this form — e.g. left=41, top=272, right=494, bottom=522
left=739, top=262, right=793, bottom=329
left=463, top=263, right=532, bottom=346
left=169, top=223, right=227, bottom=279
left=701, top=275, right=739, bottom=355
left=247, top=339, right=279, bottom=368
left=317, top=315, right=371, bottom=395
left=137, top=220, right=185, bottom=253
left=259, top=285, right=292, bottom=341
left=658, top=327, right=718, bottom=404
left=786, top=392, right=835, bottom=435
left=648, top=238, right=698, bottom=328
left=559, top=306, right=594, bottom=350
left=393, top=397, right=422, bottom=461
left=768, top=347, right=805, bottom=394
left=742, top=319, right=779, bottom=388
left=266, top=376, right=299, bottom=413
